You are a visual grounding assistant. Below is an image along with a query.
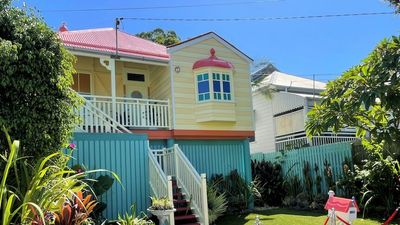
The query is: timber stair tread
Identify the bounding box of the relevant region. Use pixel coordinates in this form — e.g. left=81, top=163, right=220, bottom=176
left=173, top=199, right=189, bottom=204
left=174, top=214, right=197, bottom=221
left=178, top=223, right=200, bottom=225
left=175, top=207, right=192, bottom=212
left=172, top=178, right=199, bottom=225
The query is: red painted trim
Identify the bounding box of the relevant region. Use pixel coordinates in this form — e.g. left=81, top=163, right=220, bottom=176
left=129, top=129, right=254, bottom=140
left=130, top=130, right=173, bottom=140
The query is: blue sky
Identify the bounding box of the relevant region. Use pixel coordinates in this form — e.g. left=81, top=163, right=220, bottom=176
left=16, top=0, right=399, bottom=82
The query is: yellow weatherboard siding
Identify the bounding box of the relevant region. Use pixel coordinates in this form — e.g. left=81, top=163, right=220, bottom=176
left=171, top=37, right=253, bottom=131
left=73, top=56, right=170, bottom=100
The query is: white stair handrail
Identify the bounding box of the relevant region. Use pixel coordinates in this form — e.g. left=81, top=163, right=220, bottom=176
left=148, top=148, right=175, bottom=225
left=78, top=95, right=131, bottom=133
left=148, top=150, right=168, bottom=198
left=174, top=144, right=209, bottom=225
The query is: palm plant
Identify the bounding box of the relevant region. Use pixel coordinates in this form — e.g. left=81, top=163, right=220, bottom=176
left=207, top=183, right=228, bottom=224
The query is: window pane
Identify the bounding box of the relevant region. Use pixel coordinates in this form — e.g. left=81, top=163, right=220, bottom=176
left=204, top=93, right=210, bottom=100
left=204, top=73, right=209, bottom=80
left=197, top=74, right=203, bottom=82
left=79, top=73, right=91, bottom=93
left=223, top=81, right=230, bottom=93
left=198, top=81, right=209, bottom=93
left=213, top=80, right=221, bottom=92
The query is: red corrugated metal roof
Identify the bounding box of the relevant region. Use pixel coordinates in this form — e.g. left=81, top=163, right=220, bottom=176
left=58, top=28, right=169, bottom=61
left=193, top=48, right=234, bottom=69
left=324, top=196, right=360, bottom=213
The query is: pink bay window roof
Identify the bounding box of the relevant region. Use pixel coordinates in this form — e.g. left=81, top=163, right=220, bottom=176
left=58, top=26, right=169, bottom=61
left=193, top=48, right=234, bottom=70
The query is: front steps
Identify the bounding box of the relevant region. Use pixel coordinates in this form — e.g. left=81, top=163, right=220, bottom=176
left=172, top=180, right=200, bottom=225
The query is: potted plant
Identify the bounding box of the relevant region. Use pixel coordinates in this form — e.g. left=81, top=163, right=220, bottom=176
left=147, top=197, right=175, bottom=225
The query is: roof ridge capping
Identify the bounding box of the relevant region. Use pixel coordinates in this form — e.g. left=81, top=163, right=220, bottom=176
left=60, top=27, right=114, bottom=33
left=167, top=31, right=253, bottom=63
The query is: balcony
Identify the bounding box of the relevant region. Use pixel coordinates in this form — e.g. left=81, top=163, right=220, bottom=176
left=275, top=131, right=358, bottom=151
left=79, top=94, right=170, bottom=131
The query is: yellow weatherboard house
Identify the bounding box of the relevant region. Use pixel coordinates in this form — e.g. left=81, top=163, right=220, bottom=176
left=59, top=24, right=254, bottom=224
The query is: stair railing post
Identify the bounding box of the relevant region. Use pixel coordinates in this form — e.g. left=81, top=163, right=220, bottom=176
left=174, top=144, right=179, bottom=182
left=201, top=173, right=209, bottom=225
left=167, top=176, right=175, bottom=225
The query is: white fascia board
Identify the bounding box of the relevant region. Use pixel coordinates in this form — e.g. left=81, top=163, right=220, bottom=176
left=167, top=33, right=253, bottom=63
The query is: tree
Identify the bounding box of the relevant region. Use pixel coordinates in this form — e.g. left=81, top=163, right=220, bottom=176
left=306, top=36, right=400, bottom=147
left=305, top=36, right=400, bottom=216
left=0, top=2, right=80, bottom=159
left=386, top=0, right=400, bottom=12
left=136, top=28, right=181, bottom=46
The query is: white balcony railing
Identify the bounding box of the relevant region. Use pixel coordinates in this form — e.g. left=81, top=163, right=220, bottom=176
left=275, top=131, right=359, bottom=151
left=77, top=99, right=131, bottom=133
left=81, top=95, right=170, bottom=129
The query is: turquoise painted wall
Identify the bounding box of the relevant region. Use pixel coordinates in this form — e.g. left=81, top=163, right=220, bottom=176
left=251, top=142, right=353, bottom=194
left=176, top=139, right=252, bottom=184
left=72, top=133, right=149, bottom=219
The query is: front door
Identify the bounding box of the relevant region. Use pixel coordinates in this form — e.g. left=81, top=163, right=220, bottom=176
left=123, top=70, right=149, bottom=127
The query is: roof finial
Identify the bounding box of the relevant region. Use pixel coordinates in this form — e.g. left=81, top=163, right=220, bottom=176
left=59, top=22, right=68, bottom=32
left=210, top=48, right=216, bottom=57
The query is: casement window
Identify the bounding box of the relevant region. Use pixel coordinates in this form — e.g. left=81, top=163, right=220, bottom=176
left=197, top=72, right=232, bottom=102
left=197, top=73, right=211, bottom=101
left=72, top=73, right=91, bottom=94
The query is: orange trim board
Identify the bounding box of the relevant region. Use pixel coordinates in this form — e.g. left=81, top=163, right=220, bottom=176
left=129, top=129, right=254, bottom=140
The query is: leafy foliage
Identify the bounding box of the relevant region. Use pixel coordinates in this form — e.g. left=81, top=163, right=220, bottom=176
left=0, top=1, right=80, bottom=161
left=385, top=0, right=400, bottom=12
left=71, top=165, right=115, bottom=223
left=53, top=191, right=97, bottom=225
left=136, top=28, right=180, bottom=46
left=118, top=205, right=154, bottom=225
left=306, top=36, right=400, bottom=148
left=207, top=182, right=228, bottom=224
left=251, top=160, right=285, bottom=206
left=210, top=170, right=258, bottom=212
left=149, top=197, right=174, bottom=210
left=306, top=35, right=400, bottom=217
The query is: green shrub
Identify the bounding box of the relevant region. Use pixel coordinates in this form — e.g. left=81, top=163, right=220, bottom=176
left=0, top=1, right=80, bottom=162
left=207, top=182, right=228, bottom=224
left=210, top=170, right=257, bottom=212
left=0, top=130, right=88, bottom=224
left=284, top=175, right=303, bottom=198
left=251, top=160, right=285, bottom=207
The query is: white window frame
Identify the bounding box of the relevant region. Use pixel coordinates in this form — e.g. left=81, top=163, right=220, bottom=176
left=194, top=68, right=234, bottom=103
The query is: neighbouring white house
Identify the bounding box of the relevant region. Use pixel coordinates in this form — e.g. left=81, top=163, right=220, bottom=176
left=250, top=66, right=357, bottom=154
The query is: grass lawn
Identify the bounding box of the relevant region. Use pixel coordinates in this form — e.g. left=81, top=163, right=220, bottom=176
left=217, top=208, right=389, bottom=225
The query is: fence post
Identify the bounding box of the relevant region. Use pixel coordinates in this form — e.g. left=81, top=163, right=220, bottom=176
left=201, top=173, right=209, bottom=225
left=167, top=176, right=175, bottom=225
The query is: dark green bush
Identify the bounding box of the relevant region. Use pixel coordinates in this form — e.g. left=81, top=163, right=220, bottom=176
left=210, top=170, right=255, bottom=212
left=0, top=2, right=80, bottom=160
left=251, top=160, right=285, bottom=207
